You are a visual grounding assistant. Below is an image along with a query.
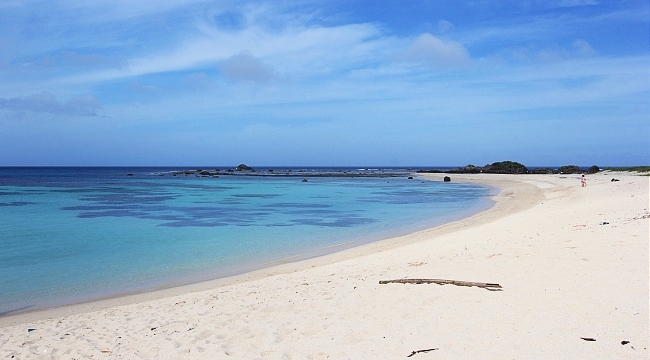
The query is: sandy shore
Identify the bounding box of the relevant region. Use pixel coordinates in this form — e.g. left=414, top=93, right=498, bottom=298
left=1, top=172, right=647, bottom=359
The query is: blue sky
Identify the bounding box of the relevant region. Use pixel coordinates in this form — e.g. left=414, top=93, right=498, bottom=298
left=0, top=0, right=648, bottom=166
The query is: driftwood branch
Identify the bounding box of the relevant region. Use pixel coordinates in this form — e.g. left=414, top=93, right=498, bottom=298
left=379, top=278, right=502, bottom=289
left=407, top=348, right=438, bottom=357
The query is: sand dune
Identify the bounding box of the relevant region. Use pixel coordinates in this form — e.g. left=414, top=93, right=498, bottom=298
left=1, top=172, right=647, bottom=359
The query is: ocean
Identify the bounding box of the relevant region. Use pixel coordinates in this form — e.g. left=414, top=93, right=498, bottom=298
left=0, top=167, right=494, bottom=316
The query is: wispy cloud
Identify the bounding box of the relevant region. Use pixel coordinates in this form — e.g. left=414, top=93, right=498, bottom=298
left=128, top=83, right=164, bottom=93
left=571, top=39, right=597, bottom=56
left=212, top=10, right=249, bottom=32
left=182, top=72, right=213, bottom=90
left=0, top=0, right=647, bottom=165
left=59, top=19, right=384, bottom=85
left=493, top=38, right=598, bottom=63
left=0, top=92, right=101, bottom=116
left=557, top=0, right=599, bottom=7
left=21, top=51, right=126, bottom=73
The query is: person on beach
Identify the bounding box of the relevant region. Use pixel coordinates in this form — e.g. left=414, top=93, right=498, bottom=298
left=581, top=175, right=586, bottom=187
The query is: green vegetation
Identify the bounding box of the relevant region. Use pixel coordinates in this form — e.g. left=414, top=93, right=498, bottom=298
left=485, top=161, right=528, bottom=173
left=603, top=166, right=650, bottom=173
left=602, top=166, right=650, bottom=176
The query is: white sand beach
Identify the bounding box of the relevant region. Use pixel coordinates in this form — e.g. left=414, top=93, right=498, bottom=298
left=1, top=172, right=648, bottom=359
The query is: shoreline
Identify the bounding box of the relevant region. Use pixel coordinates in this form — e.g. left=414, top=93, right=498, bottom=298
left=1, top=172, right=647, bottom=359
left=0, top=174, right=533, bottom=326
left=0, top=172, right=488, bottom=319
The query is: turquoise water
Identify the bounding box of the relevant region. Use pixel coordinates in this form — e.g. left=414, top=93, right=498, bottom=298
left=0, top=167, right=492, bottom=315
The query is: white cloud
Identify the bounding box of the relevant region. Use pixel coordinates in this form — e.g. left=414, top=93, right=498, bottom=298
left=438, top=20, right=455, bottom=33
left=218, top=51, right=276, bottom=83
left=572, top=39, right=597, bottom=56
left=396, top=33, right=470, bottom=67
left=59, top=20, right=385, bottom=85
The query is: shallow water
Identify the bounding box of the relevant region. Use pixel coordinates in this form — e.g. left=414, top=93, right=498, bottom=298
left=0, top=167, right=492, bottom=315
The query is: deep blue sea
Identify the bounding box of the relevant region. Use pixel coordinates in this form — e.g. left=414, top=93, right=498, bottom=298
left=0, top=167, right=493, bottom=316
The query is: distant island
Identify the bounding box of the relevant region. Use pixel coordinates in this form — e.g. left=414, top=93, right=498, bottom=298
left=158, top=162, right=650, bottom=179
left=417, top=161, right=600, bottom=175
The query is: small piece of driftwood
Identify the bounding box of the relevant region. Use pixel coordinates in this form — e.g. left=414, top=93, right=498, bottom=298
left=407, top=348, right=438, bottom=357
left=379, top=278, right=502, bottom=289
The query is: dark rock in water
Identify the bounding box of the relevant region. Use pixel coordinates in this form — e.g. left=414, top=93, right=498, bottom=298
left=558, top=165, right=581, bottom=174
left=443, top=176, right=451, bottom=182
left=447, top=164, right=481, bottom=174
left=301, top=179, right=308, bottom=182
left=408, top=176, right=413, bottom=179
left=199, top=171, right=211, bottom=176
left=236, top=164, right=254, bottom=171
left=463, top=164, right=483, bottom=173
left=587, top=165, right=600, bottom=174
left=446, top=161, right=528, bottom=174
left=416, top=169, right=444, bottom=173
left=127, top=174, right=133, bottom=176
